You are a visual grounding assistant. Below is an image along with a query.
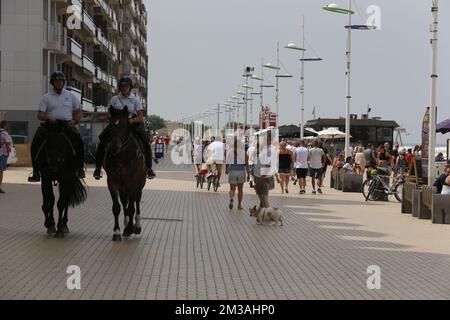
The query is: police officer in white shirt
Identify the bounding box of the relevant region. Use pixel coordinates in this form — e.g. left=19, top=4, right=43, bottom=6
left=28, top=71, right=85, bottom=182
left=93, top=77, right=155, bottom=180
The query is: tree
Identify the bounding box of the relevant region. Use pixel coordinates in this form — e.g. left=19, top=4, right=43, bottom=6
left=146, top=115, right=167, bottom=132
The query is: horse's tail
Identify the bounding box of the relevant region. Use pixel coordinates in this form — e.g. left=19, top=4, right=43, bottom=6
left=61, top=174, right=87, bottom=207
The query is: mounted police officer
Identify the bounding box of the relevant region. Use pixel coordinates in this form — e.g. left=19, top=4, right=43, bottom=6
left=28, top=71, right=85, bottom=182
left=93, top=76, right=156, bottom=180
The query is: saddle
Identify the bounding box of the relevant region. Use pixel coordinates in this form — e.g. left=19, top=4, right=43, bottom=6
left=36, top=122, right=77, bottom=160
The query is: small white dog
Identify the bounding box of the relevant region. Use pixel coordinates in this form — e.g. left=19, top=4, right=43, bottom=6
left=249, top=206, right=284, bottom=226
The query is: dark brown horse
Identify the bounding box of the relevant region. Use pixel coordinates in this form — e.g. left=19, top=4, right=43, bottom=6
left=104, top=107, right=147, bottom=241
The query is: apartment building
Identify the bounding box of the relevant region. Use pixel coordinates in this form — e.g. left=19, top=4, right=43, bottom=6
left=0, top=0, right=149, bottom=145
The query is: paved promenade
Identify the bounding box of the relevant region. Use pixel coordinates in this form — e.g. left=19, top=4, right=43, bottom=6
left=1, top=152, right=450, bottom=300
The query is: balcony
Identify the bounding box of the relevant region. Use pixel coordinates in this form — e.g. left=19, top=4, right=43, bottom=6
left=83, top=55, right=95, bottom=75
left=68, top=38, right=82, bottom=59
left=95, top=67, right=107, bottom=83
left=43, top=20, right=67, bottom=53
left=71, top=0, right=82, bottom=10
left=83, top=11, right=96, bottom=35
left=82, top=98, right=95, bottom=112
left=67, top=86, right=82, bottom=102
left=129, top=23, right=137, bottom=40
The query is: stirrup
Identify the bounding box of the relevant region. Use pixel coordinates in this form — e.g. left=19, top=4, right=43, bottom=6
left=28, top=172, right=41, bottom=183
left=147, top=169, right=156, bottom=180
left=93, top=169, right=103, bottom=180
left=77, top=169, right=86, bottom=179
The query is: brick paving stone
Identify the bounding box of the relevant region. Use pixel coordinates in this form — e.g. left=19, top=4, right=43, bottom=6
left=2, top=154, right=450, bottom=300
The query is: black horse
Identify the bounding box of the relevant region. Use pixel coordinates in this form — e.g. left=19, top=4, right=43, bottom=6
left=104, top=107, right=147, bottom=242
left=37, top=121, right=87, bottom=238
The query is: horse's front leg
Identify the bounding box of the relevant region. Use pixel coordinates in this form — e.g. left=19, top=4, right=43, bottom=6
left=134, top=191, right=142, bottom=235
left=110, top=188, right=122, bottom=242
left=41, top=178, right=56, bottom=234
left=123, top=200, right=135, bottom=238
left=55, top=184, right=68, bottom=239
left=62, top=204, right=70, bottom=234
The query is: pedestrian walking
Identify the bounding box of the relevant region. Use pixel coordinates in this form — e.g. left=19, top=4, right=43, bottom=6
left=294, top=140, right=309, bottom=194
left=277, top=141, right=294, bottom=194
left=226, top=137, right=249, bottom=210
left=253, top=131, right=277, bottom=208
left=0, top=121, right=12, bottom=194
left=308, top=140, right=325, bottom=195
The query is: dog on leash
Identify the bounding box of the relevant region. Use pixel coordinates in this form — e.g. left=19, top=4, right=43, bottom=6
left=249, top=206, right=284, bottom=226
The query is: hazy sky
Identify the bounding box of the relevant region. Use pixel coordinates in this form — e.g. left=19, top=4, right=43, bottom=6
left=146, top=0, right=449, bottom=145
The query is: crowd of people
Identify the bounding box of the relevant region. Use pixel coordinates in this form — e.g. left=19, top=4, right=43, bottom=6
left=186, top=136, right=450, bottom=211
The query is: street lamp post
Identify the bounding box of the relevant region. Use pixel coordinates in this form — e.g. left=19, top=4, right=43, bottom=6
left=285, top=16, right=323, bottom=140
left=323, top=2, right=375, bottom=158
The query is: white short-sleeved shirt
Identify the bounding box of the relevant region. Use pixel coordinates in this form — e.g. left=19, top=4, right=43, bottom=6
left=254, top=145, right=278, bottom=177
left=207, top=141, right=225, bottom=162
left=247, top=146, right=257, bottom=166
left=108, top=93, right=143, bottom=118
left=294, top=147, right=309, bottom=169
left=309, top=147, right=324, bottom=169
left=38, top=88, right=80, bottom=121
left=343, top=163, right=354, bottom=173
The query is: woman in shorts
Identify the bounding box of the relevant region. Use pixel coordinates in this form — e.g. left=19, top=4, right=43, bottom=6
left=277, top=141, right=294, bottom=194
left=226, top=137, right=249, bottom=210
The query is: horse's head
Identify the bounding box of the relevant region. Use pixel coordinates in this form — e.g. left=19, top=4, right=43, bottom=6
left=108, top=106, right=130, bottom=155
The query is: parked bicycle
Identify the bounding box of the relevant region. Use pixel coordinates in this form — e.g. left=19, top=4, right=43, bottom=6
left=363, top=167, right=404, bottom=202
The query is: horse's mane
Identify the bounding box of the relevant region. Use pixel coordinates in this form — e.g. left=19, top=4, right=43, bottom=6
left=109, top=106, right=129, bottom=119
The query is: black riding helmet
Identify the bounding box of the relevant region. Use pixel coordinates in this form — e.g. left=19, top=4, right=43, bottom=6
left=118, top=76, right=133, bottom=89
left=50, top=71, right=66, bottom=85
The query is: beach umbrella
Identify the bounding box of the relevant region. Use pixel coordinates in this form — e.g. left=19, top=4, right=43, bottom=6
left=423, top=118, right=450, bottom=134
left=317, top=128, right=348, bottom=140
left=436, top=118, right=450, bottom=134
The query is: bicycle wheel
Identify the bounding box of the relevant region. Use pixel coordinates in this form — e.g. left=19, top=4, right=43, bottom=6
left=200, top=176, right=205, bottom=189
left=393, top=182, right=403, bottom=203
left=362, top=180, right=372, bottom=201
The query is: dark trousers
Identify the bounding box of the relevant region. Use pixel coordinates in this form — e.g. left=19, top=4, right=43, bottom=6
left=31, top=123, right=85, bottom=173
left=95, top=123, right=153, bottom=170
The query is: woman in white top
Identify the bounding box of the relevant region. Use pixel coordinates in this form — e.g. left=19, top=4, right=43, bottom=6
left=354, top=147, right=366, bottom=175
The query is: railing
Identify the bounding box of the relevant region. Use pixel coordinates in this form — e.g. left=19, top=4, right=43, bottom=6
left=130, top=48, right=136, bottom=60
left=82, top=98, right=95, bottom=112
left=43, top=20, right=67, bottom=51
left=71, top=0, right=82, bottom=10
left=83, top=11, right=96, bottom=35
left=95, top=67, right=107, bottom=83
left=96, top=28, right=117, bottom=58
left=83, top=55, right=95, bottom=74
left=129, top=23, right=137, bottom=39
left=129, top=0, right=137, bottom=17
left=69, top=38, right=83, bottom=59
left=67, top=87, right=82, bottom=102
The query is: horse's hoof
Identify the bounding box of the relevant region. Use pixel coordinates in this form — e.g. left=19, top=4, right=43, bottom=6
left=62, top=225, right=70, bottom=234
left=54, top=231, right=65, bottom=239
left=112, top=234, right=122, bottom=242
left=123, top=231, right=132, bottom=238
left=47, top=227, right=57, bottom=235
left=134, top=226, right=142, bottom=235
